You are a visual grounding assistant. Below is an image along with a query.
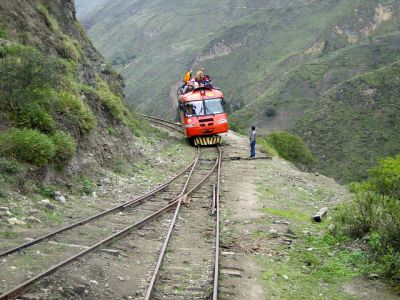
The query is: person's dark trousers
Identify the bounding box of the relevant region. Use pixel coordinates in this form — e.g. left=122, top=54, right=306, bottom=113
left=250, top=141, right=256, bottom=158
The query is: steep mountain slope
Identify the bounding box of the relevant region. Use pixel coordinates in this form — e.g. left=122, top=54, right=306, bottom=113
left=0, top=0, right=142, bottom=178
left=80, top=0, right=400, bottom=182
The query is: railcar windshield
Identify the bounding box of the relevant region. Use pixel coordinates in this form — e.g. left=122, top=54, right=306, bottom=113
left=205, top=98, right=224, bottom=114
left=184, top=101, right=203, bottom=116
left=183, top=98, right=224, bottom=117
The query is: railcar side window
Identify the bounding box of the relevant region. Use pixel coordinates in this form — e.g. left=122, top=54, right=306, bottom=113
left=205, top=98, right=224, bottom=114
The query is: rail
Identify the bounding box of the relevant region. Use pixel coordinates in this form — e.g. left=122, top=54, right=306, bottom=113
left=0, top=154, right=200, bottom=300
left=0, top=160, right=195, bottom=258
left=144, top=146, right=222, bottom=299
left=138, top=113, right=183, bottom=133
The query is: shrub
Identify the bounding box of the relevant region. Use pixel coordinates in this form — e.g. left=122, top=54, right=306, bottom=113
left=51, top=131, right=76, bottom=165
left=0, top=128, right=55, bottom=167
left=265, top=107, right=277, bottom=117
left=94, top=76, right=128, bottom=122
left=37, top=4, right=60, bottom=32
left=335, top=192, right=382, bottom=238
left=10, top=102, right=55, bottom=133
left=39, top=184, right=56, bottom=198
left=257, top=137, right=279, bottom=157
left=81, top=177, right=95, bottom=195
left=0, top=44, right=25, bottom=58
left=54, top=91, right=96, bottom=133
left=0, top=158, right=23, bottom=175
left=369, top=155, right=400, bottom=199
left=61, top=36, right=81, bottom=62
left=0, top=46, right=64, bottom=109
left=333, top=154, right=400, bottom=284
left=267, top=131, right=315, bottom=167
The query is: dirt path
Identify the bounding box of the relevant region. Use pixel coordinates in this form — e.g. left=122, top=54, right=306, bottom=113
left=218, top=131, right=399, bottom=299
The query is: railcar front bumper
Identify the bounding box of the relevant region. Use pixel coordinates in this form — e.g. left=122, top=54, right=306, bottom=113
left=193, top=135, right=222, bottom=146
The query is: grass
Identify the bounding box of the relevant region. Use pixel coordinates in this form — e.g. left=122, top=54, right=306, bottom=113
left=44, top=210, right=64, bottom=223
left=0, top=230, right=17, bottom=239
left=0, top=24, right=7, bottom=38
left=262, top=207, right=310, bottom=222
left=93, top=76, right=128, bottom=122
left=54, top=90, right=97, bottom=134
left=257, top=137, right=279, bottom=157
left=251, top=157, right=400, bottom=298
left=259, top=202, right=370, bottom=299
left=112, top=157, right=131, bottom=175
left=260, top=234, right=365, bottom=299
left=0, top=157, right=24, bottom=175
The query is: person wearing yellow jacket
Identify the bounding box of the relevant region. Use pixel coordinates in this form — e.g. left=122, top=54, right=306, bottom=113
left=183, top=71, right=192, bottom=83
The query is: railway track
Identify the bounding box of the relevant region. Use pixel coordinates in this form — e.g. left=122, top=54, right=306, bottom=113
left=144, top=146, right=222, bottom=299
left=0, top=146, right=222, bottom=299
left=138, top=113, right=183, bottom=133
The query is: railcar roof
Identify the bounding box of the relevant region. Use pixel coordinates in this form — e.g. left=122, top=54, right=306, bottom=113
left=179, top=87, right=224, bottom=102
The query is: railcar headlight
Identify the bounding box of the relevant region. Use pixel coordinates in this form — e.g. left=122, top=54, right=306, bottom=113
left=218, top=119, right=227, bottom=124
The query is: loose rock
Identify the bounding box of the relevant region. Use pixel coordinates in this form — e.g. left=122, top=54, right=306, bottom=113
left=0, top=210, right=11, bottom=217
left=27, top=209, right=40, bottom=215
left=368, top=273, right=380, bottom=279
left=40, top=199, right=56, bottom=210
left=54, top=191, right=66, bottom=204
left=25, top=216, right=42, bottom=223
left=74, top=284, right=86, bottom=295
left=89, top=280, right=98, bottom=286
left=8, top=218, right=26, bottom=225
left=268, top=229, right=279, bottom=238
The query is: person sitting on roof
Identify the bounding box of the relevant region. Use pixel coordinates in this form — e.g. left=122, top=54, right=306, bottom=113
left=182, top=78, right=196, bottom=94
left=202, top=74, right=214, bottom=88
left=183, top=70, right=192, bottom=84
left=194, top=68, right=205, bottom=84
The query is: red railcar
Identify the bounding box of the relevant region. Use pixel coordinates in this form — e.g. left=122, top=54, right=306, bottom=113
left=177, top=87, right=228, bottom=146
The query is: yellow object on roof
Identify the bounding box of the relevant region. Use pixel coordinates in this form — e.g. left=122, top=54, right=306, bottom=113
left=183, top=71, right=191, bottom=83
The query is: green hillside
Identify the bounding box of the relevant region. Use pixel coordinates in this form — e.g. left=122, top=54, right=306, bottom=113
left=74, top=0, right=108, bottom=18
left=81, top=0, right=317, bottom=117
left=80, top=0, right=400, bottom=182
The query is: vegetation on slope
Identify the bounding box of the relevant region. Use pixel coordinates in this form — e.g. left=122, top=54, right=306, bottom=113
left=295, top=60, right=400, bottom=182
left=334, top=154, right=400, bottom=288
left=0, top=0, right=150, bottom=172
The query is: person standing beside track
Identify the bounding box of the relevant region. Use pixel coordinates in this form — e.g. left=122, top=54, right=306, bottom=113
left=249, top=126, right=256, bottom=159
